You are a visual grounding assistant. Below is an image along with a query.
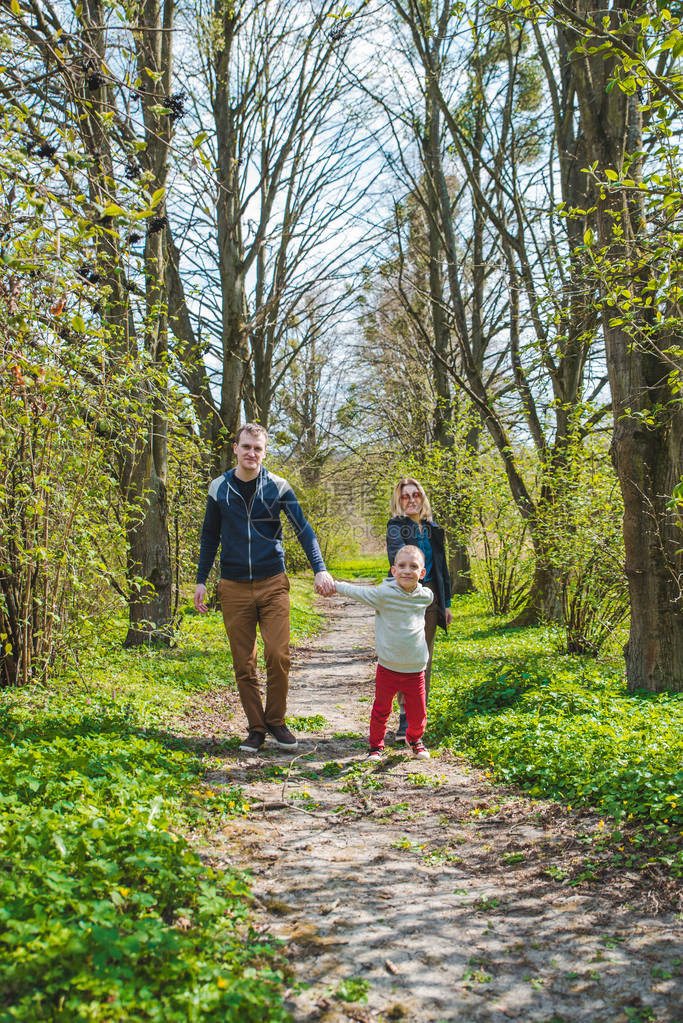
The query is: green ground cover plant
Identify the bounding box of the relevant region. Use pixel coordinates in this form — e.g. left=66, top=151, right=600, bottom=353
left=286, top=714, right=327, bottom=730
left=0, top=578, right=321, bottom=1022
left=332, top=977, right=370, bottom=1003
left=429, top=594, right=682, bottom=867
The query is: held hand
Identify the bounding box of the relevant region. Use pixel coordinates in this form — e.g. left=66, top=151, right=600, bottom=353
left=314, top=570, right=335, bottom=597
left=445, top=608, right=453, bottom=627
left=194, top=583, right=208, bottom=613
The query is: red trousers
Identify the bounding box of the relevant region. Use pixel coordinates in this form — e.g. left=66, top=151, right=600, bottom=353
left=370, top=664, right=426, bottom=749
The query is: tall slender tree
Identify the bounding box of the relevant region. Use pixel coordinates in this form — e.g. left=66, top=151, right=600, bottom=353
left=385, top=0, right=607, bottom=621
left=165, top=0, right=369, bottom=473
left=0, top=0, right=177, bottom=644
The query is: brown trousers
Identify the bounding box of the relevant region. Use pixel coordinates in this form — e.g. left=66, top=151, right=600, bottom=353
left=397, top=589, right=440, bottom=712
left=218, top=573, right=290, bottom=733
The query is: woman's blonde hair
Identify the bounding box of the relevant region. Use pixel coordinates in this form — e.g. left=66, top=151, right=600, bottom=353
left=390, top=477, right=432, bottom=521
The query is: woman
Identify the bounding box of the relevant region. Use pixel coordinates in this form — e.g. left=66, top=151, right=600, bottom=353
left=386, top=477, right=453, bottom=739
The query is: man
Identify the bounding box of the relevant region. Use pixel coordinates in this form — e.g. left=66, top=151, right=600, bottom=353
left=194, top=423, right=335, bottom=753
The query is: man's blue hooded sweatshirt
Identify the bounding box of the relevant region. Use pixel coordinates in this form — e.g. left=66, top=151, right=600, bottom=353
left=196, top=467, right=326, bottom=584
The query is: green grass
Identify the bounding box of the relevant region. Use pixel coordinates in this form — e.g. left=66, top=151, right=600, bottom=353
left=327, top=554, right=387, bottom=582
left=0, top=577, right=321, bottom=1022
left=429, top=594, right=683, bottom=862
left=288, top=577, right=324, bottom=639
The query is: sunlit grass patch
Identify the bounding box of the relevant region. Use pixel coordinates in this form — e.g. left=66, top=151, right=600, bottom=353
left=289, top=575, right=324, bottom=639
left=328, top=554, right=386, bottom=582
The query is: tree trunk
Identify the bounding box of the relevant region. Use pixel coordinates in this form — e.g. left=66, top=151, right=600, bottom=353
left=123, top=0, right=174, bottom=642
left=449, top=542, right=473, bottom=595
left=564, top=1, right=683, bottom=691
left=123, top=465, right=173, bottom=647
left=607, top=343, right=683, bottom=691
left=509, top=559, right=563, bottom=627
left=423, top=74, right=474, bottom=594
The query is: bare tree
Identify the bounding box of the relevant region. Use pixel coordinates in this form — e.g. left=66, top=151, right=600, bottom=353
left=354, top=183, right=487, bottom=591
left=165, top=0, right=371, bottom=473
left=381, top=0, right=608, bottom=621
left=272, top=292, right=352, bottom=484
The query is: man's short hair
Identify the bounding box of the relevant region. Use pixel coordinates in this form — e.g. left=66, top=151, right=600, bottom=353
left=395, top=544, right=425, bottom=566
left=235, top=422, right=268, bottom=445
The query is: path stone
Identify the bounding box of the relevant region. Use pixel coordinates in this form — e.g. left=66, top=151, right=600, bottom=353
left=198, top=595, right=683, bottom=1023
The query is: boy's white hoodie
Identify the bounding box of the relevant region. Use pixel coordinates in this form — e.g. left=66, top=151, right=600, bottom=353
left=334, top=578, right=433, bottom=673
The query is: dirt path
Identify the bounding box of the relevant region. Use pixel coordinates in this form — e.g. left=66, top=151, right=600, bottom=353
left=193, top=595, right=682, bottom=1023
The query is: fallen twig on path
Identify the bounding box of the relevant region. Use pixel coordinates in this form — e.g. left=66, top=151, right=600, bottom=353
left=279, top=745, right=318, bottom=803
left=251, top=798, right=332, bottom=820
left=345, top=1009, right=373, bottom=1023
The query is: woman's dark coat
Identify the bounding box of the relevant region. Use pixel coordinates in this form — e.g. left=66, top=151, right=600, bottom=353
left=386, top=516, right=451, bottom=631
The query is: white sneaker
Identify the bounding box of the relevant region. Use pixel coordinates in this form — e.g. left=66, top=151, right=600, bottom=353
left=406, top=738, right=430, bottom=760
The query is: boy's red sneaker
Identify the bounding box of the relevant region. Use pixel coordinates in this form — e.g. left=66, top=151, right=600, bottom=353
left=368, top=746, right=384, bottom=761
left=405, top=737, right=430, bottom=760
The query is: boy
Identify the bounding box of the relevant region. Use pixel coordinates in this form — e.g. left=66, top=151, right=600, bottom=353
left=333, top=545, right=433, bottom=760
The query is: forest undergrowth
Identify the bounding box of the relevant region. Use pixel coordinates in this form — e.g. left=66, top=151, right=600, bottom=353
left=1, top=565, right=681, bottom=1021
left=0, top=579, right=321, bottom=1023
left=429, top=594, right=683, bottom=884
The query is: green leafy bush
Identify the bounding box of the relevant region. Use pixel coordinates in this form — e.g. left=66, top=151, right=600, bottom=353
left=469, top=454, right=534, bottom=615
left=537, top=442, right=628, bottom=655
left=271, top=465, right=353, bottom=573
